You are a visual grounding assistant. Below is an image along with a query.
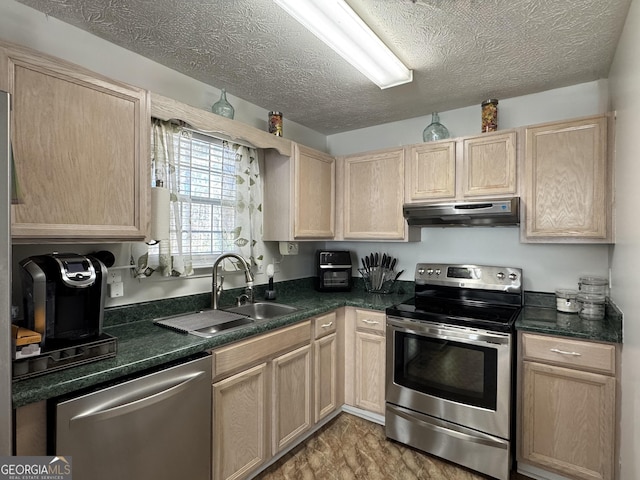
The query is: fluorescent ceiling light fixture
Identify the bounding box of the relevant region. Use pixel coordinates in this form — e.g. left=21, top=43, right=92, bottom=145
left=274, top=0, right=413, bottom=89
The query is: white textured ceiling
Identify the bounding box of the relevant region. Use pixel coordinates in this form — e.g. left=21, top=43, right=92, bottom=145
left=16, top=0, right=632, bottom=134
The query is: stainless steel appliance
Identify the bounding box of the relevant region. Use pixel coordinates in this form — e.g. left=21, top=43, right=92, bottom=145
left=0, top=90, right=12, bottom=455
left=315, top=250, right=353, bottom=292
left=385, top=263, right=522, bottom=480
left=20, top=253, right=107, bottom=346
left=403, top=197, right=520, bottom=227
left=54, top=354, right=212, bottom=480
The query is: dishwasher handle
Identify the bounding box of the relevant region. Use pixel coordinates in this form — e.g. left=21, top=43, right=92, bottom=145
left=70, top=370, right=206, bottom=424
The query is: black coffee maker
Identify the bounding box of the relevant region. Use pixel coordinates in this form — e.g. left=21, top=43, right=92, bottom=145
left=20, top=253, right=107, bottom=347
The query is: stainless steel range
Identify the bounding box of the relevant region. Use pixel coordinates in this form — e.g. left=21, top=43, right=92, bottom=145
left=385, top=263, right=522, bottom=480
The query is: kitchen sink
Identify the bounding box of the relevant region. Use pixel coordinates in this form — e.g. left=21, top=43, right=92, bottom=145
left=154, top=309, right=255, bottom=338
left=224, top=302, right=298, bottom=321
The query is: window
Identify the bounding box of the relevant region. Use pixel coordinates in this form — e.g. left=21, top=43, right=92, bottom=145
left=151, top=129, right=240, bottom=267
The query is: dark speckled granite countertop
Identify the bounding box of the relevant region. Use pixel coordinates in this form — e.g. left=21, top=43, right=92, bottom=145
left=516, top=292, right=623, bottom=344
left=12, top=282, right=623, bottom=408
left=12, top=279, right=412, bottom=408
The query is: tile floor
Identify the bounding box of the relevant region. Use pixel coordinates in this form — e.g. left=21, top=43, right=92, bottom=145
left=258, top=413, right=531, bottom=480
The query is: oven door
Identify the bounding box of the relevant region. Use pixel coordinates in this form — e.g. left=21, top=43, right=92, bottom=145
left=386, top=316, right=512, bottom=439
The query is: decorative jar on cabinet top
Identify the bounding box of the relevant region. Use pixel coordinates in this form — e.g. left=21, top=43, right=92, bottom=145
left=212, top=88, right=235, bottom=119
left=422, top=112, right=449, bottom=142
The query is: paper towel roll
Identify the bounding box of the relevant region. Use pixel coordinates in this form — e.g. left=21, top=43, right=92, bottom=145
left=150, top=186, right=170, bottom=242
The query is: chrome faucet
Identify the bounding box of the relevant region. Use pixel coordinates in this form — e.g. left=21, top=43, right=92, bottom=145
left=211, top=253, right=254, bottom=309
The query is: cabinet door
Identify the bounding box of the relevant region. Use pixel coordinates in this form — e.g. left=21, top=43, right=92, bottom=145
left=0, top=41, right=149, bottom=242
left=294, top=144, right=335, bottom=238
left=272, top=344, right=312, bottom=454
left=405, top=141, right=456, bottom=202
left=521, top=361, right=615, bottom=480
left=314, top=333, right=337, bottom=423
left=524, top=116, right=610, bottom=241
left=354, top=330, right=386, bottom=415
left=213, top=363, right=268, bottom=480
left=463, top=131, right=517, bottom=197
left=343, top=148, right=405, bottom=239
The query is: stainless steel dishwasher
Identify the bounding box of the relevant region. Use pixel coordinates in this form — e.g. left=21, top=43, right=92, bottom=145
left=54, top=354, right=211, bottom=480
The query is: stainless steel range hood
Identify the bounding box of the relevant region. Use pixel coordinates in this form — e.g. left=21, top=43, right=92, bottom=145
left=403, top=197, right=520, bottom=227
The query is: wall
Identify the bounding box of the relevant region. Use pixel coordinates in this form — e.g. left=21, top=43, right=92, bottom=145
left=327, top=81, right=612, bottom=294
left=327, top=80, right=609, bottom=155
left=608, top=0, right=640, bottom=477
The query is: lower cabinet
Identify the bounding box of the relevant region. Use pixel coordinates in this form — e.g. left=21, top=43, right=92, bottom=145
left=313, top=311, right=340, bottom=423
left=213, top=364, right=268, bottom=480
left=211, top=321, right=311, bottom=480
left=271, top=345, right=312, bottom=455
left=519, top=332, right=617, bottom=480
left=344, top=308, right=386, bottom=416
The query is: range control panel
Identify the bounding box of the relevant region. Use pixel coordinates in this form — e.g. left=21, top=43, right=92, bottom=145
left=414, top=263, right=522, bottom=293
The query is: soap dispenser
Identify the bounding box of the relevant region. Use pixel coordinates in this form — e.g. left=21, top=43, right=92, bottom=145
left=265, top=264, right=276, bottom=300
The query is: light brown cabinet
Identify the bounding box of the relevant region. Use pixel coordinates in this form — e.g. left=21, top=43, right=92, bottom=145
left=519, top=332, right=617, bottom=480
left=523, top=115, right=612, bottom=242
left=0, top=40, right=149, bottom=242
left=263, top=143, right=335, bottom=240
left=213, top=364, right=268, bottom=480
left=271, top=344, right=312, bottom=454
left=405, top=141, right=456, bottom=201
left=405, top=130, right=517, bottom=203
left=340, top=147, right=409, bottom=240
left=313, top=311, right=339, bottom=423
left=211, top=321, right=311, bottom=480
left=344, top=308, right=386, bottom=416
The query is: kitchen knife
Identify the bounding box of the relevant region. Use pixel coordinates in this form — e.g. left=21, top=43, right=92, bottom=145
left=361, top=257, right=368, bottom=273
left=390, top=258, right=397, bottom=270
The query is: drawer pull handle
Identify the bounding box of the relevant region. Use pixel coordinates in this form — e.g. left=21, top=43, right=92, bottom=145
left=321, top=322, right=334, bottom=328
left=550, top=348, right=582, bottom=356
left=361, top=319, right=379, bottom=325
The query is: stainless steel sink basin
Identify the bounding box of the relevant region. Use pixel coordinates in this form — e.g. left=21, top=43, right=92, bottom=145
left=224, top=302, right=298, bottom=321
left=154, top=309, right=255, bottom=338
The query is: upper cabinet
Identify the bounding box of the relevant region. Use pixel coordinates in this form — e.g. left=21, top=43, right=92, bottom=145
left=462, top=131, right=517, bottom=197
left=523, top=115, right=612, bottom=243
left=263, top=143, right=335, bottom=241
left=405, top=130, right=517, bottom=203
left=0, top=41, right=150, bottom=242
left=339, top=147, right=412, bottom=241
left=405, top=141, right=456, bottom=201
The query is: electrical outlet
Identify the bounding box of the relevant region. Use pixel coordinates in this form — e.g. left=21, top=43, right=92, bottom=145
left=109, top=281, right=124, bottom=298
left=107, top=272, right=122, bottom=285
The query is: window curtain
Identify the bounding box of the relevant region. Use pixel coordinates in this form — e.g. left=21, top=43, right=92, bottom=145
left=223, top=141, right=264, bottom=272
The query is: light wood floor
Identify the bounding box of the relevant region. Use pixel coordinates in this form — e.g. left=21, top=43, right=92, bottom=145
left=258, top=413, right=532, bottom=480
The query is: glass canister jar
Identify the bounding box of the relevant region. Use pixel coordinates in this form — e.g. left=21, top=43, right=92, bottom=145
left=576, top=293, right=606, bottom=321
left=578, top=276, right=608, bottom=296
left=555, top=289, right=579, bottom=313
left=481, top=99, right=498, bottom=132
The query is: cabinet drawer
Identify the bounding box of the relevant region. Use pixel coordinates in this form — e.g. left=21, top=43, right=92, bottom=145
left=522, top=333, right=615, bottom=375
left=355, top=309, right=385, bottom=334
left=313, top=311, right=337, bottom=339
left=212, top=321, right=311, bottom=381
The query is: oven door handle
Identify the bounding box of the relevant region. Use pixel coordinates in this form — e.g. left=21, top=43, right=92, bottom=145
left=387, top=403, right=509, bottom=449
left=386, top=316, right=510, bottom=345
